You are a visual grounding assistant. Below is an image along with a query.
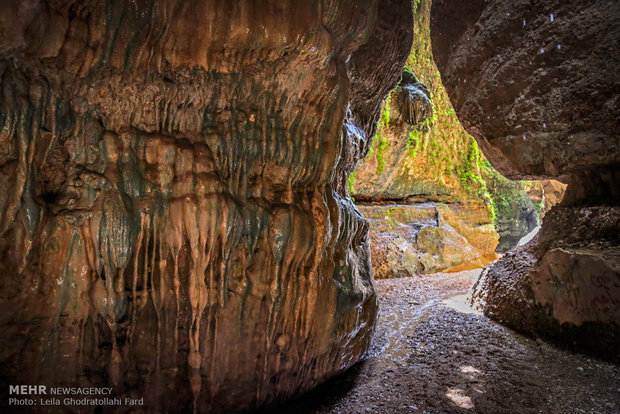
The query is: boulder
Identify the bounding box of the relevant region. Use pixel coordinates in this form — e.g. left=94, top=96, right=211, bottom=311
left=432, top=0, right=620, bottom=359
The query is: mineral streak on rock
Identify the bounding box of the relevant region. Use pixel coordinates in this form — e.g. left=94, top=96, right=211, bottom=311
left=431, top=0, right=620, bottom=359
left=0, top=1, right=413, bottom=412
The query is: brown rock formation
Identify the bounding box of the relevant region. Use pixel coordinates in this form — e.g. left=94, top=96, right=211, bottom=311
left=524, top=179, right=566, bottom=219
left=352, top=73, right=437, bottom=201
left=431, top=0, right=620, bottom=180
left=432, top=0, right=619, bottom=358
left=359, top=203, right=497, bottom=278
left=0, top=1, right=413, bottom=412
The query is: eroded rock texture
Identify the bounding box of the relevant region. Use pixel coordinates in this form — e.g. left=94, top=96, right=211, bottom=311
left=525, top=180, right=566, bottom=219
left=432, top=0, right=619, bottom=358
left=359, top=203, right=497, bottom=278
left=0, top=1, right=412, bottom=412
left=352, top=72, right=435, bottom=201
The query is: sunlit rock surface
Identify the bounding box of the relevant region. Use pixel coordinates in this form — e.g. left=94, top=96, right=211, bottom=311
left=0, top=1, right=413, bottom=411
left=524, top=180, right=566, bottom=219
left=359, top=203, right=497, bottom=278
left=352, top=72, right=435, bottom=201
left=432, top=0, right=619, bottom=358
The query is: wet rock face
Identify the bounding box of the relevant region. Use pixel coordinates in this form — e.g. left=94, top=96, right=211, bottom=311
left=0, top=1, right=412, bottom=412
left=431, top=0, right=619, bottom=358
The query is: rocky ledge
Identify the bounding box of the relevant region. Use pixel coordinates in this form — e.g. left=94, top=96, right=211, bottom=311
left=432, top=0, right=619, bottom=359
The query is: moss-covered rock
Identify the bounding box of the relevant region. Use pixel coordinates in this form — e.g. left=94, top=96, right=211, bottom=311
left=352, top=0, right=535, bottom=277
left=352, top=0, right=553, bottom=262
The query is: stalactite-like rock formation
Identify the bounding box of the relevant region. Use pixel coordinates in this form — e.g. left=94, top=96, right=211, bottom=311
left=431, top=0, right=619, bottom=359
left=0, top=1, right=412, bottom=412
left=352, top=72, right=435, bottom=200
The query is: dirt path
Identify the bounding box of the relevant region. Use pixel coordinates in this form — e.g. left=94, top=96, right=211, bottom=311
left=259, top=270, right=620, bottom=414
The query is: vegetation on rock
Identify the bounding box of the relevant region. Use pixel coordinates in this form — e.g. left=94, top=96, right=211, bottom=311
left=356, top=0, right=535, bottom=235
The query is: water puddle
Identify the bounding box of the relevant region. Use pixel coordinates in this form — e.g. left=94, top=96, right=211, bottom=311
left=370, top=299, right=437, bottom=367
left=441, top=293, right=481, bottom=315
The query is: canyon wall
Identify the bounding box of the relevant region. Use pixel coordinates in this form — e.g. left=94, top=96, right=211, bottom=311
left=431, top=0, right=619, bottom=358
left=0, top=1, right=413, bottom=411
left=359, top=203, right=497, bottom=278
left=351, top=0, right=552, bottom=278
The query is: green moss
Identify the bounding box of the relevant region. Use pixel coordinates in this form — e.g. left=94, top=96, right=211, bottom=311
left=350, top=0, right=532, bottom=230
left=372, top=95, right=392, bottom=175
left=412, top=0, right=422, bottom=14
left=401, top=66, right=419, bottom=84
left=407, top=129, right=420, bottom=157
left=453, top=138, right=496, bottom=221
left=347, top=170, right=357, bottom=194
left=480, top=159, right=535, bottom=228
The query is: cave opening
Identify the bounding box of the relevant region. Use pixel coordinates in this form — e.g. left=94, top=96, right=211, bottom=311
left=258, top=0, right=618, bottom=412
left=0, top=0, right=617, bottom=413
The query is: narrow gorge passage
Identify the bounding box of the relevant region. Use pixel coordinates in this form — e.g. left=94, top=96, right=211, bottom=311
left=0, top=0, right=617, bottom=412
left=262, top=268, right=620, bottom=414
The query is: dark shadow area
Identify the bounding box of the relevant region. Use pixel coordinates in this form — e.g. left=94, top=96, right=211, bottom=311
left=250, top=362, right=366, bottom=414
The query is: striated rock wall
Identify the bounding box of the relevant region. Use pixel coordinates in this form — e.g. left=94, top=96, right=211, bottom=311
left=351, top=74, right=436, bottom=201
left=432, top=0, right=619, bottom=358
left=359, top=203, right=497, bottom=278
left=0, top=1, right=413, bottom=412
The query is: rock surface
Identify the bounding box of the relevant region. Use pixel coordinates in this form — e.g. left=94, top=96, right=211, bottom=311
left=524, top=179, right=566, bottom=219
left=431, top=0, right=620, bottom=358
left=472, top=203, right=620, bottom=360
left=351, top=74, right=436, bottom=201
left=431, top=0, right=620, bottom=180
left=351, top=0, right=496, bottom=207
left=359, top=203, right=497, bottom=278
left=0, top=1, right=413, bottom=412
left=260, top=270, right=620, bottom=414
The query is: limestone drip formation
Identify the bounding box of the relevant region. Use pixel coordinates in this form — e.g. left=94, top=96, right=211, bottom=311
left=0, top=1, right=413, bottom=412
left=431, top=0, right=620, bottom=358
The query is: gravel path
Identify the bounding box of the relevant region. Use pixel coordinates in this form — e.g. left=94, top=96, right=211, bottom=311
left=259, top=269, right=620, bottom=414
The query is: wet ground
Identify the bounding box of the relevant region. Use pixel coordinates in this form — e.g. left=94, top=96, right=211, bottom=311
left=260, top=269, right=620, bottom=414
